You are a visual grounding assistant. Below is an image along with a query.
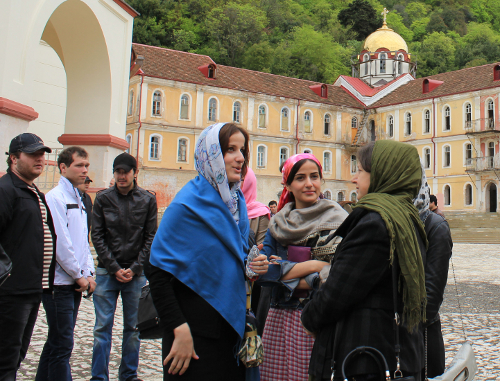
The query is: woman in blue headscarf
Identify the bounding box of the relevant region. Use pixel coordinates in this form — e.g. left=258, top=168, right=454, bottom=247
left=147, top=123, right=269, bottom=381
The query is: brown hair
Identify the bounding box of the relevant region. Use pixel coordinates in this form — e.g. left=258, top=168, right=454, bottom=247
left=6, top=152, right=21, bottom=169
left=357, top=142, right=375, bottom=172
left=219, top=123, right=250, bottom=179
left=57, top=146, right=88, bottom=173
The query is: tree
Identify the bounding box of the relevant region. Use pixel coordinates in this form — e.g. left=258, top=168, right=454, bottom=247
left=426, top=12, right=448, bottom=34
left=455, top=23, right=500, bottom=68
left=387, top=11, right=414, bottom=42
left=417, top=32, right=457, bottom=77
left=338, top=0, right=383, bottom=40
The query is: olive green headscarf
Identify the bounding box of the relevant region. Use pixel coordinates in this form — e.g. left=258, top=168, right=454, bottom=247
left=353, top=140, right=427, bottom=332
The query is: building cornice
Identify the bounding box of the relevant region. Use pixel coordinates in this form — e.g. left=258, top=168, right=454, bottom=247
left=58, top=134, right=129, bottom=150
left=0, top=97, right=38, bottom=121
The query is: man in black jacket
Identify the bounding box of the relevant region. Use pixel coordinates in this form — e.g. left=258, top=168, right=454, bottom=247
left=90, top=153, right=157, bottom=381
left=0, top=133, right=56, bottom=381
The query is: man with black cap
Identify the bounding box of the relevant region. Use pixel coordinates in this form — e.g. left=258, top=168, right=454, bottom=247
left=0, top=133, right=56, bottom=380
left=90, top=152, right=157, bottom=381
left=77, top=176, right=93, bottom=236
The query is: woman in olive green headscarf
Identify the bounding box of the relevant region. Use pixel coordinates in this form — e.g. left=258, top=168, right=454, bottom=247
left=301, top=140, right=427, bottom=381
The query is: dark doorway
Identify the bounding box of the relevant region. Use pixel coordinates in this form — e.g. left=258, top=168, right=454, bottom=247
left=489, top=183, right=497, bottom=212
left=370, top=120, right=376, bottom=141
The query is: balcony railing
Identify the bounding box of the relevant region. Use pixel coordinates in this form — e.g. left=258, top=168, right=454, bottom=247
left=466, top=155, right=500, bottom=172
left=464, top=118, right=500, bottom=133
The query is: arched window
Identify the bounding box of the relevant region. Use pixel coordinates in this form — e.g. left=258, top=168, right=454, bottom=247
left=324, top=114, right=331, bottom=135
left=323, top=151, right=332, bottom=173
left=350, top=191, right=357, bottom=202
left=279, top=147, right=289, bottom=166
left=180, top=94, right=189, bottom=119
left=208, top=98, right=217, bottom=122
left=257, top=145, right=267, bottom=168
left=178, top=138, right=188, bottom=162
left=424, top=110, right=431, bottom=134
left=351, top=117, right=358, bottom=129
left=126, top=134, right=132, bottom=154
left=397, top=53, right=404, bottom=75
left=379, top=53, right=387, bottom=74
left=149, top=135, right=160, bottom=160
left=488, top=141, right=495, bottom=168
left=324, top=190, right=332, bottom=200
left=364, top=54, right=370, bottom=76
left=351, top=155, right=357, bottom=173
left=258, top=105, right=266, bottom=128
left=337, top=191, right=345, bottom=202
left=465, top=143, right=472, bottom=166
left=233, top=101, right=241, bottom=123
left=128, top=90, right=134, bottom=116
left=303, top=149, right=312, bottom=154
left=388, top=115, right=394, bottom=137
left=304, top=111, right=312, bottom=133
left=405, top=112, right=412, bottom=135
left=443, top=145, right=451, bottom=167
left=281, top=107, right=290, bottom=131
left=487, top=99, right=494, bottom=129
left=465, top=103, right=472, bottom=128
left=444, top=185, right=451, bottom=206
left=465, top=184, right=473, bottom=206
left=424, top=147, right=431, bottom=169
left=444, top=106, right=451, bottom=131
left=152, top=91, right=162, bottom=116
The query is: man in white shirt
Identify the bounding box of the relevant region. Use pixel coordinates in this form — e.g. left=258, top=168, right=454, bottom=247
left=35, top=146, right=96, bottom=381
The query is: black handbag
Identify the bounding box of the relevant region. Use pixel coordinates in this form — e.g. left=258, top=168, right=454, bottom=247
left=0, top=243, right=12, bottom=288
left=135, top=284, right=163, bottom=340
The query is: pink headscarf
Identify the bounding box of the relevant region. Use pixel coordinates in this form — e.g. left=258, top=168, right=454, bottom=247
left=241, top=168, right=271, bottom=219
left=277, top=153, right=323, bottom=212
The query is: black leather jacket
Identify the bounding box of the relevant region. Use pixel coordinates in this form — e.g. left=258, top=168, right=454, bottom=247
left=91, top=183, right=157, bottom=275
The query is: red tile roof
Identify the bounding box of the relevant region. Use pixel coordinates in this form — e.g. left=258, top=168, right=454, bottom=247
left=132, top=43, right=363, bottom=109
left=371, top=63, right=500, bottom=108
left=339, top=75, right=406, bottom=97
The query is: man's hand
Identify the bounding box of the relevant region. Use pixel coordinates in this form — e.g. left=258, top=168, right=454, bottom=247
left=123, top=268, right=136, bottom=279
left=115, top=269, right=133, bottom=283
left=75, top=276, right=90, bottom=292
left=87, top=276, right=97, bottom=293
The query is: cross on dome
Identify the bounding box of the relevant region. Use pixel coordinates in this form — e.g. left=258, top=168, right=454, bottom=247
left=381, top=8, right=389, bottom=25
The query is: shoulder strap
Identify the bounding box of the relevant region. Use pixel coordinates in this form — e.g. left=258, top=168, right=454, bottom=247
left=391, top=257, right=404, bottom=379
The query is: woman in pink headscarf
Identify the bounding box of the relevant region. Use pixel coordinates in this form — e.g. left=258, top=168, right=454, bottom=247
left=257, top=154, right=348, bottom=381
left=241, top=168, right=271, bottom=245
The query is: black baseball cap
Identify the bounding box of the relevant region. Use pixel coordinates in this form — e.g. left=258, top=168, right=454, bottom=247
left=7, top=133, right=51, bottom=154
left=113, top=153, right=137, bottom=172
left=85, top=176, right=93, bottom=183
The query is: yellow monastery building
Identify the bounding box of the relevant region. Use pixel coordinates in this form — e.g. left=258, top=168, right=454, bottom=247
left=127, top=20, right=500, bottom=214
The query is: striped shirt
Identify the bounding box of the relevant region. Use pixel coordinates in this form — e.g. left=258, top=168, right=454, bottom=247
left=28, top=185, right=53, bottom=289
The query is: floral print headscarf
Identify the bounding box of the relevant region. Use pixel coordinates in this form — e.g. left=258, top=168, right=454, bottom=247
left=195, top=123, right=241, bottom=221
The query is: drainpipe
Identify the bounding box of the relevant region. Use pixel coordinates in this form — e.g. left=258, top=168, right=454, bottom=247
left=431, top=97, right=437, bottom=177
left=136, top=74, right=144, bottom=164
left=295, top=99, right=300, bottom=154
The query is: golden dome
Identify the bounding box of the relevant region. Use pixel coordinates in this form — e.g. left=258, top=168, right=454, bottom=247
left=363, top=23, right=408, bottom=53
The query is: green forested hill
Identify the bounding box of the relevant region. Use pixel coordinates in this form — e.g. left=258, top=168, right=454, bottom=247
left=127, top=0, right=500, bottom=82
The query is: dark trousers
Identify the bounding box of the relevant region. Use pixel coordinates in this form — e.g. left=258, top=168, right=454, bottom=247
left=424, top=320, right=445, bottom=378
left=0, top=294, right=41, bottom=381
left=35, top=286, right=82, bottom=381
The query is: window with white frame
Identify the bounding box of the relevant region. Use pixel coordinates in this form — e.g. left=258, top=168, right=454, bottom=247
left=444, top=106, right=451, bottom=131
left=487, top=141, right=495, bottom=168
left=324, top=114, right=331, bottom=135
left=444, top=185, right=451, bottom=206
left=465, top=103, right=472, bottom=128
left=364, top=54, right=369, bottom=76
left=350, top=191, right=357, bottom=202
left=424, top=147, right=431, bottom=169
left=324, top=190, right=332, bottom=200
left=388, top=115, right=394, bottom=137
left=405, top=112, right=412, bottom=135
left=379, top=53, right=387, bottom=73
left=443, top=145, right=451, bottom=167
left=465, top=143, right=472, bottom=166
left=323, top=151, right=332, bottom=173
left=487, top=99, right=494, bottom=129
left=178, top=138, right=188, bottom=162
left=424, top=110, right=431, bottom=134
left=258, top=105, right=266, bottom=128
left=257, top=145, right=267, bottom=168
left=180, top=94, right=189, bottom=120
left=126, top=134, right=132, bottom=154
left=233, top=101, right=241, bottom=123
left=281, top=107, right=289, bottom=131
left=465, top=184, right=473, bottom=206
left=397, top=53, right=404, bottom=75
left=152, top=91, right=162, bottom=116
left=304, top=111, right=312, bottom=133
left=128, top=90, right=134, bottom=116
left=352, top=117, right=358, bottom=129
left=279, top=147, right=289, bottom=166
left=351, top=155, right=357, bottom=173
left=337, top=191, right=345, bottom=202
left=303, top=149, right=312, bottom=154
left=150, top=135, right=160, bottom=160
left=208, top=98, right=217, bottom=122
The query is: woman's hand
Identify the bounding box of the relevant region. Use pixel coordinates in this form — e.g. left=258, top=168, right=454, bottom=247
left=164, top=323, right=199, bottom=375
left=269, top=255, right=282, bottom=264
left=250, top=254, right=269, bottom=274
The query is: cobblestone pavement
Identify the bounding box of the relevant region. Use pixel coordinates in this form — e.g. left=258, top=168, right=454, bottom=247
left=18, top=243, right=500, bottom=380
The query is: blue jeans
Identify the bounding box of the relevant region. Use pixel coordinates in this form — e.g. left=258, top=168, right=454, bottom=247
left=35, top=286, right=81, bottom=381
left=90, top=267, right=146, bottom=381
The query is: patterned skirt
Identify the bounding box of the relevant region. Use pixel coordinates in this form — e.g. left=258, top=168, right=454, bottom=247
left=260, top=308, right=315, bottom=381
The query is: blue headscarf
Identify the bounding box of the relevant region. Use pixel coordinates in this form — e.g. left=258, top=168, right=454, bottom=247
left=150, top=123, right=250, bottom=338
